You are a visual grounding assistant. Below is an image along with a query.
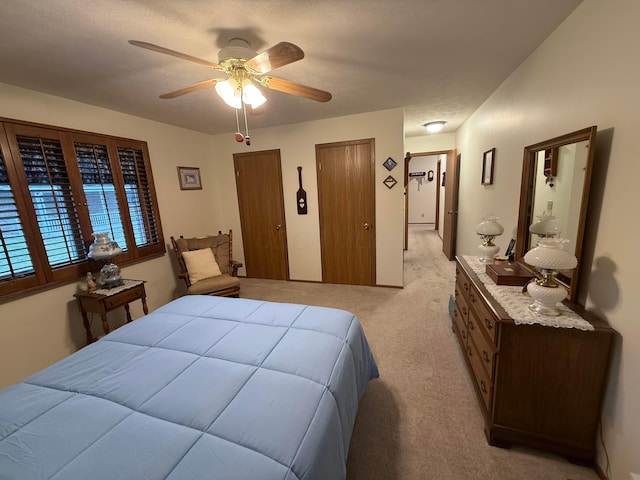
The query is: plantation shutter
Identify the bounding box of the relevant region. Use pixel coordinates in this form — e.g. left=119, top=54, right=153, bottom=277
left=75, top=141, right=127, bottom=250
left=0, top=118, right=164, bottom=300
left=16, top=135, right=86, bottom=267
left=0, top=143, right=34, bottom=280
left=117, top=145, right=161, bottom=250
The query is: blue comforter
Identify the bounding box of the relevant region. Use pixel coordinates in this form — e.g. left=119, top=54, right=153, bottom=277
left=0, top=295, right=378, bottom=480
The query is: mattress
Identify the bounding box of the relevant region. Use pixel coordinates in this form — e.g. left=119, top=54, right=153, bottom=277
left=0, top=295, right=379, bottom=480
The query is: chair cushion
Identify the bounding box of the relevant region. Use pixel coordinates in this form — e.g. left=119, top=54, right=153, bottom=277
left=187, top=274, right=240, bottom=295
left=175, top=235, right=230, bottom=274
left=182, top=248, right=222, bottom=283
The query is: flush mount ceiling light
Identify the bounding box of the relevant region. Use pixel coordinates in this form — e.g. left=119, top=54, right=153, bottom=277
left=423, top=121, right=446, bottom=133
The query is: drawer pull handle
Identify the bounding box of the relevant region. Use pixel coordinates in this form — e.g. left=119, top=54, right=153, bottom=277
left=482, top=351, right=490, bottom=363
left=484, top=318, right=493, bottom=330
left=467, top=346, right=472, bottom=356
left=468, top=320, right=475, bottom=330
left=480, top=380, right=488, bottom=393
left=463, top=283, right=469, bottom=291
left=462, top=307, right=467, bottom=315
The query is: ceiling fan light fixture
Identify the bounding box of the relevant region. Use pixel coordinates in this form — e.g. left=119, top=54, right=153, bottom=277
left=241, top=79, right=266, bottom=108
left=424, top=121, right=446, bottom=133
left=215, top=78, right=241, bottom=108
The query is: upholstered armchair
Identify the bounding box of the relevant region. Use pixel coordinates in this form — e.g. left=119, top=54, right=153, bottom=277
left=170, top=230, right=242, bottom=297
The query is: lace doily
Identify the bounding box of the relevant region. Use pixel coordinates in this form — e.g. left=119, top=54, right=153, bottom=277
left=461, top=256, right=593, bottom=331
left=78, top=279, right=144, bottom=296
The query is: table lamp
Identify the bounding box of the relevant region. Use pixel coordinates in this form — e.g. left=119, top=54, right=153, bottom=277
left=529, top=200, right=560, bottom=240
left=476, top=214, right=504, bottom=263
left=523, top=238, right=577, bottom=315
left=88, top=232, right=124, bottom=288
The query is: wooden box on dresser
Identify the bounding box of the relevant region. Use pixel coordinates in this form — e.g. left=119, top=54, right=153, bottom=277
left=453, top=256, right=615, bottom=464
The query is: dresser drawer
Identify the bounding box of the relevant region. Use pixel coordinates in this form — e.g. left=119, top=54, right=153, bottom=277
left=468, top=309, right=495, bottom=379
left=104, top=284, right=144, bottom=310
left=467, top=339, right=492, bottom=412
left=468, top=283, right=498, bottom=343
left=456, top=267, right=471, bottom=301
left=453, top=302, right=468, bottom=346
left=455, top=289, right=469, bottom=323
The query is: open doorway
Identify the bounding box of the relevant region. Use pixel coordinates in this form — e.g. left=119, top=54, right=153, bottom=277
left=404, top=150, right=452, bottom=251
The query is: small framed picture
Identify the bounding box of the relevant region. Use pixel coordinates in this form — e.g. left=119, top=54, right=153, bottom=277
left=177, top=166, right=202, bottom=190
left=383, top=157, right=397, bottom=171
left=482, top=148, right=495, bottom=185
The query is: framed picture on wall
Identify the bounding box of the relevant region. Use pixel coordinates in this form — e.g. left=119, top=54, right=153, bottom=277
left=482, top=148, right=495, bottom=185
left=177, top=166, right=202, bottom=190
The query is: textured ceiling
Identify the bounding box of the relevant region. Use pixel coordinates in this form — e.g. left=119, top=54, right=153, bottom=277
left=0, top=0, right=582, bottom=137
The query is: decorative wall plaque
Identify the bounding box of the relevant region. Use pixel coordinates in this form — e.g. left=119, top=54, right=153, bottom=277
left=383, top=175, right=398, bottom=189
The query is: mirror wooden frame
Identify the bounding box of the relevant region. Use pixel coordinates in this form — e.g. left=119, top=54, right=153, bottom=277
left=515, top=126, right=597, bottom=304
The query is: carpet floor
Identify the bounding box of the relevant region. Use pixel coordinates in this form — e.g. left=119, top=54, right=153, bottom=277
left=239, top=225, right=601, bottom=480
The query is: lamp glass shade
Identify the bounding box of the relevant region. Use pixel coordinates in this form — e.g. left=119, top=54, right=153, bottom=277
left=241, top=80, right=266, bottom=108
left=523, top=238, right=577, bottom=270
left=215, top=79, right=241, bottom=108
left=87, top=232, right=122, bottom=260
left=529, top=212, right=561, bottom=237
left=475, top=214, right=504, bottom=236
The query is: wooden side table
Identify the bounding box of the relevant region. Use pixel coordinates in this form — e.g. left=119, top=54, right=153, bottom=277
left=74, top=280, right=148, bottom=345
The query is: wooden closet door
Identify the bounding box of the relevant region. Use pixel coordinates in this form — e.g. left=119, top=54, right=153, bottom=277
left=233, top=150, right=289, bottom=280
left=316, top=139, right=375, bottom=285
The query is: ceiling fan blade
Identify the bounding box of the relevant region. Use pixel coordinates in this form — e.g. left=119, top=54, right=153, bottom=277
left=129, top=40, right=223, bottom=70
left=159, top=79, right=222, bottom=99
left=245, top=42, right=304, bottom=75
left=261, top=77, right=332, bottom=102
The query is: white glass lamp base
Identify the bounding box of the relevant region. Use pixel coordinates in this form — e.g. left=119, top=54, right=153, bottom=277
left=526, top=282, right=567, bottom=316
left=478, top=243, right=500, bottom=263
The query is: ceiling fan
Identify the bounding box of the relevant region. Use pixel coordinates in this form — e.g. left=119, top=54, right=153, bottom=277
left=129, top=38, right=332, bottom=144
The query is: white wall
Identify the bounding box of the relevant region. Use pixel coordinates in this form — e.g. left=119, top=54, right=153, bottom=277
left=454, top=0, right=640, bottom=477
left=405, top=132, right=456, bottom=153
left=407, top=155, right=438, bottom=223
left=208, top=108, right=405, bottom=287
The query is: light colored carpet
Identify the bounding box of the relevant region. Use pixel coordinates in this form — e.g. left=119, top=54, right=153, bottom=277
left=240, top=225, right=600, bottom=480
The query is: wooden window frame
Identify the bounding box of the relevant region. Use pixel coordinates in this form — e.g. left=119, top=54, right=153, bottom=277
left=0, top=117, right=165, bottom=300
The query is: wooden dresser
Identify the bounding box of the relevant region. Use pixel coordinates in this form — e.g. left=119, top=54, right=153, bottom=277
left=453, top=256, right=615, bottom=463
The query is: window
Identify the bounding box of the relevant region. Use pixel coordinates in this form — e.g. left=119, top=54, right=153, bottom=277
left=0, top=119, right=164, bottom=299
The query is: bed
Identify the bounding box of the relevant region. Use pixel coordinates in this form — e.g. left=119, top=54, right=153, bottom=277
left=0, top=295, right=378, bottom=480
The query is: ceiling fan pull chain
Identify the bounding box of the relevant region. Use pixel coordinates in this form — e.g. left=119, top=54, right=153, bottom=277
left=242, top=99, right=251, bottom=145
left=234, top=106, right=243, bottom=142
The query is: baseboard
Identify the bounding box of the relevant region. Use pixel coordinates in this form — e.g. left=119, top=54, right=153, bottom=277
left=239, top=277, right=403, bottom=289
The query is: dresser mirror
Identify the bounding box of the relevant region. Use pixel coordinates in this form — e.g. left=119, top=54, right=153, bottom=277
left=515, top=126, right=597, bottom=304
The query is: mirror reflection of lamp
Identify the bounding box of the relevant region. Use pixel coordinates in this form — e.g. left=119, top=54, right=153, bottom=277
left=476, top=214, right=504, bottom=263
left=523, top=238, right=577, bottom=316
left=87, top=232, right=124, bottom=289
left=529, top=200, right=561, bottom=242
